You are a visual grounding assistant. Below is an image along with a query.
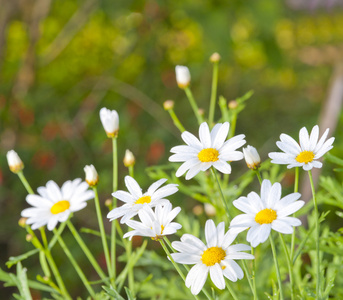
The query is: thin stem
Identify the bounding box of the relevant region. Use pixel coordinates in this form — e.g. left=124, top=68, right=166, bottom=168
left=254, top=170, right=262, bottom=185
left=279, top=233, right=295, bottom=300
left=269, top=235, right=284, bottom=300
left=228, top=111, right=237, bottom=139
left=184, top=87, right=203, bottom=125
left=290, top=167, right=299, bottom=261
left=241, top=259, right=255, bottom=296
left=92, top=187, right=113, bottom=285
left=167, top=109, right=186, bottom=133
left=209, top=61, right=219, bottom=126
left=127, top=238, right=135, bottom=296
left=17, top=171, right=34, bottom=194
left=67, top=220, right=109, bottom=284
left=210, top=167, right=231, bottom=221
left=128, top=165, right=134, bottom=178
left=226, top=280, right=239, bottom=300
left=53, top=229, right=96, bottom=298
left=308, top=170, right=321, bottom=298
left=251, top=247, right=258, bottom=300
left=111, top=137, right=118, bottom=284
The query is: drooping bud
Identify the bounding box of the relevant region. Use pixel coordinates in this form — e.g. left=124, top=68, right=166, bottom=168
left=175, top=65, right=191, bottom=89
left=123, top=150, right=135, bottom=168
left=210, top=52, right=221, bottom=63
left=243, top=145, right=261, bottom=170
left=163, top=100, right=174, bottom=111
left=84, top=164, right=99, bottom=187
left=7, top=150, right=24, bottom=173
left=100, top=108, right=119, bottom=138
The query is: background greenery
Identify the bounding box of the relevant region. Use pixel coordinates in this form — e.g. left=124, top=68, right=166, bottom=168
left=1, top=0, right=343, bottom=298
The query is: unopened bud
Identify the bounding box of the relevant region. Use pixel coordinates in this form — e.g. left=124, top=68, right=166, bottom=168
left=105, top=199, right=112, bottom=208
left=123, top=150, right=135, bottom=167
left=84, top=164, right=99, bottom=187
left=26, top=234, right=33, bottom=242
left=100, top=108, right=119, bottom=138
left=18, top=217, right=27, bottom=228
left=198, top=108, right=205, bottom=116
left=163, top=100, right=174, bottom=111
left=193, top=205, right=203, bottom=216
left=210, top=52, right=221, bottom=63
left=175, top=65, right=191, bottom=89
left=7, top=150, right=24, bottom=173
left=228, top=100, right=238, bottom=109
left=204, top=203, right=216, bottom=217
left=243, top=146, right=261, bottom=170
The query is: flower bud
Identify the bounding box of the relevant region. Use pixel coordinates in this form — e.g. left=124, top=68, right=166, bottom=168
left=204, top=203, right=216, bottom=217
left=175, top=65, right=191, bottom=89
left=100, top=107, right=119, bottom=138
left=123, top=150, right=135, bottom=167
left=243, top=145, right=261, bottom=170
left=228, top=100, right=238, bottom=109
left=7, top=150, right=24, bottom=173
left=210, top=52, right=221, bottom=63
left=18, top=217, right=27, bottom=228
left=105, top=199, right=112, bottom=208
left=163, top=100, right=174, bottom=111
left=193, top=205, right=203, bottom=216
left=84, top=164, right=99, bottom=187
left=26, top=234, right=33, bottom=242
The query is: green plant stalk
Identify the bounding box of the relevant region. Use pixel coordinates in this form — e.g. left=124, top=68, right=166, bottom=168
left=218, top=96, right=229, bottom=123
left=279, top=233, right=295, bottom=300
left=254, top=169, right=262, bottom=185
left=159, top=239, right=204, bottom=300
left=228, top=111, right=237, bottom=139
left=167, top=109, right=186, bottom=132
left=17, top=171, right=34, bottom=194
left=53, top=228, right=96, bottom=298
left=92, top=187, right=113, bottom=284
left=226, top=280, right=239, bottom=300
left=126, top=237, right=135, bottom=296
left=290, top=167, right=299, bottom=261
left=269, top=235, right=284, bottom=300
left=66, top=220, right=109, bottom=284
left=184, top=86, right=203, bottom=125
left=111, top=136, right=118, bottom=284
left=241, top=259, right=255, bottom=296
left=251, top=247, right=258, bottom=300
left=128, top=165, right=134, bottom=178
left=210, top=167, right=231, bottom=221
left=308, top=170, right=321, bottom=298
left=209, top=61, right=219, bottom=126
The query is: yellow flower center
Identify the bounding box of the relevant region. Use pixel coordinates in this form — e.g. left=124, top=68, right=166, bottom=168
left=151, top=225, right=165, bottom=241
left=50, top=200, right=70, bottom=215
left=135, top=195, right=152, bottom=205
left=255, top=208, right=277, bottom=225
left=201, top=247, right=226, bottom=266
left=198, top=148, right=219, bottom=163
left=296, top=150, right=315, bottom=164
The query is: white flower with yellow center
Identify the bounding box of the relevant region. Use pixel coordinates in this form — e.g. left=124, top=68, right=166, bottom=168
left=268, top=125, right=334, bottom=171
left=123, top=203, right=182, bottom=240
left=171, top=220, right=254, bottom=295
left=21, top=179, right=94, bottom=231
left=169, top=122, right=245, bottom=180
left=107, top=176, right=178, bottom=224
left=229, top=179, right=305, bottom=247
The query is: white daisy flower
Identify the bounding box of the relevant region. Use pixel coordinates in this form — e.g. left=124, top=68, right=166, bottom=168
left=229, top=179, right=305, bottom=247
left=243, top=145, right=261, bottom=170
left=169, top=122, right=246, bottom=180
left=175, top=65, right=191, bottom=88
left=100, top=107, right=119, bottom=138
left=268, top=125, right=334, bottom=171
left=123, top=203, right=182, bottom=240
left=171, top=220, right=254, bottom=295
left=21, top=179, right=94, bottom=231
left=7, top=150, right=24, bottom=173
left=107, top=176, right=178, bottom=224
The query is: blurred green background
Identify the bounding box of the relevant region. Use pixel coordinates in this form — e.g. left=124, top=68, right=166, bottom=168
left=1, top=0, right=343, bottom=297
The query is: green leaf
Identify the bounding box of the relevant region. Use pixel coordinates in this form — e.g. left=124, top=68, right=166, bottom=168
left=16, top=262, right=32, bottom=300
left=124, top=287, right=136, bottom=300
left=6, top=249, right=39, bottom=268
left=102, top=285, right=125, bottom=300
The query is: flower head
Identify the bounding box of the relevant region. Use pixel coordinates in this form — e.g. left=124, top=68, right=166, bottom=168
left=100, top=107, right=119, bottom=138
left=21, top=179, right=94, bottom=231
left=169, top=122, right=245, bottom=180
left=84, top=164, right=98, bottom=187
left=107, top=176, right=178, bottom=224
left=243, top=145, right=261, bottom=170
left=7, top=150, right=24, bottom=173
left=123, top=150, right=135, bottom=167
left=123, top=203, right=182, bottom=240
left=175, top=65, right=191, bottom=89
left=229, top=179, right=304, bottom=247
left=268, top=125, right=334, bottom=171
left=171, top=220, right=254, bottom=295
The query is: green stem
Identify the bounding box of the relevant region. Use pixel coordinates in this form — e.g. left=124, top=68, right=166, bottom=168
left=254, top=170, right=262, bottom=185
left=226, top=280, right=239, bottom=300
left=128, top=165, right=134, bottom=178
left=241, top=259, right=255, bottom=296
left=67, top=220, right=109, bottom=284
left=228, top=111, right=237, bottom=139
left=269, top=235, right=284, bottom=300
left=209, top=61, right=219, bottom=126
left=279, top=233, right=295, bottom=300
left=17, top=171, right=34, bottom=194
left=168, top=109, right=186, bottom=133
left=92, top=187, right=113, bottom=284
left=127, top=237, right=135, bottom=296
left=53, top=228, right=96, bottom=298
left=210, top=167, right=231, bottom=221
left=251, top=247, right=258, bottom=300
left=184, top=87, right=203, bottom=125
left=111, top=137, right=118, bottom=284
left=308, top=170, right=321, bottom=298
left=290, top=167, right=299, bottom=261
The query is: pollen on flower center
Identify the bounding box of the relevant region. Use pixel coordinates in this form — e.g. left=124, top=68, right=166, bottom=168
left=201, top=247, right=226, bottom=266
left=135, top=195, right=152, bottom=205
left=50, top=200, right=70, bottom=215
left=296, top=150, right=315, bottom=164
left=198, top=148, right=219, bottom=163
left=255, top=208, right=277, bottom=224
